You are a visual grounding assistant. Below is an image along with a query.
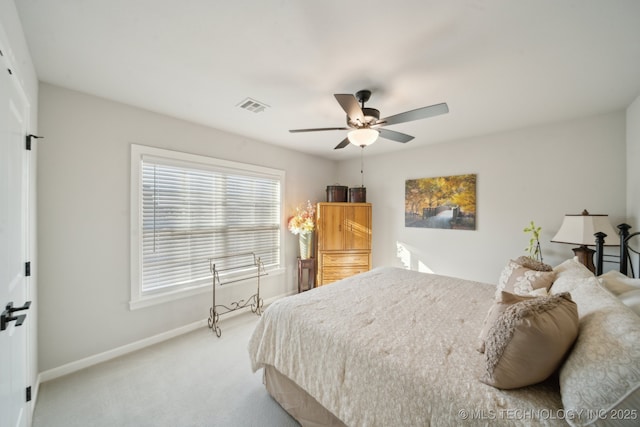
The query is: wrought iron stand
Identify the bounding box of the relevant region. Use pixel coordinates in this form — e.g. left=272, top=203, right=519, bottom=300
left=208, top=252, right=265, bottom=337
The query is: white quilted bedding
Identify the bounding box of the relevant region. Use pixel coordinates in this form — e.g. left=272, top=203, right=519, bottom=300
left=249, top=267, right=565, bottom=426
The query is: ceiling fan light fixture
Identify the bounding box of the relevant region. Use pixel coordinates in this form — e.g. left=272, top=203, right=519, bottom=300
left=348, top=128, right=379, bottom=147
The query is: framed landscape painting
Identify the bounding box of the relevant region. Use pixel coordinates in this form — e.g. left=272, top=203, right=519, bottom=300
left=405, top=174, right=476, bottom=230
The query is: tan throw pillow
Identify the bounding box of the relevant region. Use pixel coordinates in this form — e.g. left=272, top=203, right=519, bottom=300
left=476, top=291, right=536, bottom=353
left=480, top=292, right=579, bottom=390
left=514, top=256, right=553, bottom=272
left=496, top=260, right=556, bottom=299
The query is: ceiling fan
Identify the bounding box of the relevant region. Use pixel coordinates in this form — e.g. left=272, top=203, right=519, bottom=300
left=289, top=89, right=449, bottom=149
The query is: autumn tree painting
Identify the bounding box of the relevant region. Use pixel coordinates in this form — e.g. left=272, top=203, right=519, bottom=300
left=405, top=174, right=476, bottom=229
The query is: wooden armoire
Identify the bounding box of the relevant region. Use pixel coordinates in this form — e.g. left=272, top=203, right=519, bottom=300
left=316, top=202, right=372, bottom=286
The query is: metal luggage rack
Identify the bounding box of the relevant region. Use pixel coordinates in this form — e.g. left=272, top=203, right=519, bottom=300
left=208, top=252, right=266, bottom=337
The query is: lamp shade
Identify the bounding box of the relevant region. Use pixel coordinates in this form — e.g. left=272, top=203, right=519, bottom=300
left=551, top=210, right=620, bottom=246
left=348, top=128, right=379, bottom=147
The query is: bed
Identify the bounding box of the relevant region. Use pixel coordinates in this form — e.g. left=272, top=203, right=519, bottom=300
left=249, top=228, right=640, bottom=426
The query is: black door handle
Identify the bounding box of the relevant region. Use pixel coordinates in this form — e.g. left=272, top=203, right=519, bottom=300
left=1, top=301, right=31, bottom=331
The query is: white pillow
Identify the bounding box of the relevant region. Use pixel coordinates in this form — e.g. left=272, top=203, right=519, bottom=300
left=598, top=270, right=640, bottom=296
left=618, top=289, right=640, bottom=316
left=528, top=287, right=549, bottom=297
left=559, top=281, right=640, bottom=427
left=550, top=257, right=595, bottom=294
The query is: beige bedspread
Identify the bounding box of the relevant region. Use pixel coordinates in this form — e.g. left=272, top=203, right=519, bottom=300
left=249, top=267, right=565, bottom=426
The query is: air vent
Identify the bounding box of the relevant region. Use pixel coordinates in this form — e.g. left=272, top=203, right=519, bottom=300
left=237, top=97, right=269, bottom=113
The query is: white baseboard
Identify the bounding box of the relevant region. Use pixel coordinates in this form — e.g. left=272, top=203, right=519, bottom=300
left=37, top=292, right=293, bottom=384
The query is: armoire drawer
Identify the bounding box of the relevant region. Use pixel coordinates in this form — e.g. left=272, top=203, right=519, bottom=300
left=321, top=253, right=369, bottom=267
left=321, top=267, right=369, bottom=284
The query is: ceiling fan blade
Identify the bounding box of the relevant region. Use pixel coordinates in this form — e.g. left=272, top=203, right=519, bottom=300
left=378, top=128, right=414, bottom=143
left=289, top=127, right=349, bottom=133
left=334, top=138, right=350, bottom=150
left=334, top=94, right=365, bottom=124
left=379, top=102, right=449, bottom=127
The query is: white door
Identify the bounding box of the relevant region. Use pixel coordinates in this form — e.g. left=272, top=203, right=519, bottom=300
left=0, top=41, right=31, bottom=427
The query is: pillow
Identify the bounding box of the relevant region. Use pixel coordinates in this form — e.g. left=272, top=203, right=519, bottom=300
left=480, top=292, right=578, bottom=390
left=618, top=289, right=640, bottom=316
left=598, top=269, right=640, bottom=296
left=476, top=291, right=536, bottom=353
left=514, top=255, right=553, bottom=272
left=550, top=257, right=595, bottom=294
left=528, top=287, right=549, bottom=297
left=559, top=282, right=640, bottom=427
left=496, top=260, right=555, bottom=299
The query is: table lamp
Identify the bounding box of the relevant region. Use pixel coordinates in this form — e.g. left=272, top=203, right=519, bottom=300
left=551, top=209, right=619, bottom=273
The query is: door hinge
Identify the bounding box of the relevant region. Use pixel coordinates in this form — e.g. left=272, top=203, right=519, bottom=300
left=25, top=262, right=31, bottom=277
left=25, top=134, right=43, bottom=151
left=26, top=386, right=31, bottom=402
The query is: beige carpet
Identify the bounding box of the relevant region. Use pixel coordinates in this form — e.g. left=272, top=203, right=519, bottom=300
left=33, top=312, right=299, bottom=427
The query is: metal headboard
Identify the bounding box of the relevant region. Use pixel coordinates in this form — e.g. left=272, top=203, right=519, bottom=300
left=595, top=223, right=640, bottom=277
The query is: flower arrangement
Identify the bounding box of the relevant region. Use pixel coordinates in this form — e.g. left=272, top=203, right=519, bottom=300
left=288, top=200, right=315, bottom=235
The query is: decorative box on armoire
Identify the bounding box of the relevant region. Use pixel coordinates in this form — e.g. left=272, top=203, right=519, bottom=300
left=316, top=202, right=372, bottom=286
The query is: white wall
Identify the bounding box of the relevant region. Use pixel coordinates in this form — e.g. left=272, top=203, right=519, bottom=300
left=0, top=0, right=39, bottom=418
left=37, top=83, right=335, bottom=371
left=627, top=94, right=640, bottom=275
left=337, top=112, right=627, bottom=284
left=627, top=94, right=640, bottom=228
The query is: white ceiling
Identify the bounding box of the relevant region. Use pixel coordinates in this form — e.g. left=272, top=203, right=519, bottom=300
left=15, top=0, right=640, bottom=160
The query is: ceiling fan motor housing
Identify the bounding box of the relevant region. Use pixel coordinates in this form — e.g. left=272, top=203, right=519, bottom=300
left=347, top=107, right=380, bottom=128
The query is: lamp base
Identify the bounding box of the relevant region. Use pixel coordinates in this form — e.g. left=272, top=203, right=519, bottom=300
left=572, top=245, right=596, bottom=273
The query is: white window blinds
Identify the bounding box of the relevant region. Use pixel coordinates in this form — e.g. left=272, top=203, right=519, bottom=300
left=140, top=156, right=281, bottom=293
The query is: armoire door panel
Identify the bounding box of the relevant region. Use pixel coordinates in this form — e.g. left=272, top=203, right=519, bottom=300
left=345, top=205, right=371, bottom=250
left=316, top=203, right=372, bottom=286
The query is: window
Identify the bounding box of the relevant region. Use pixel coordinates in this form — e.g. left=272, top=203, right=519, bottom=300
left=130, top=145, right=284, bottom=309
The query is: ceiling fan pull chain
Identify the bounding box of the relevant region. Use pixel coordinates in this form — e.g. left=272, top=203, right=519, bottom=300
left=361, top=146, right=365, bottom=187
